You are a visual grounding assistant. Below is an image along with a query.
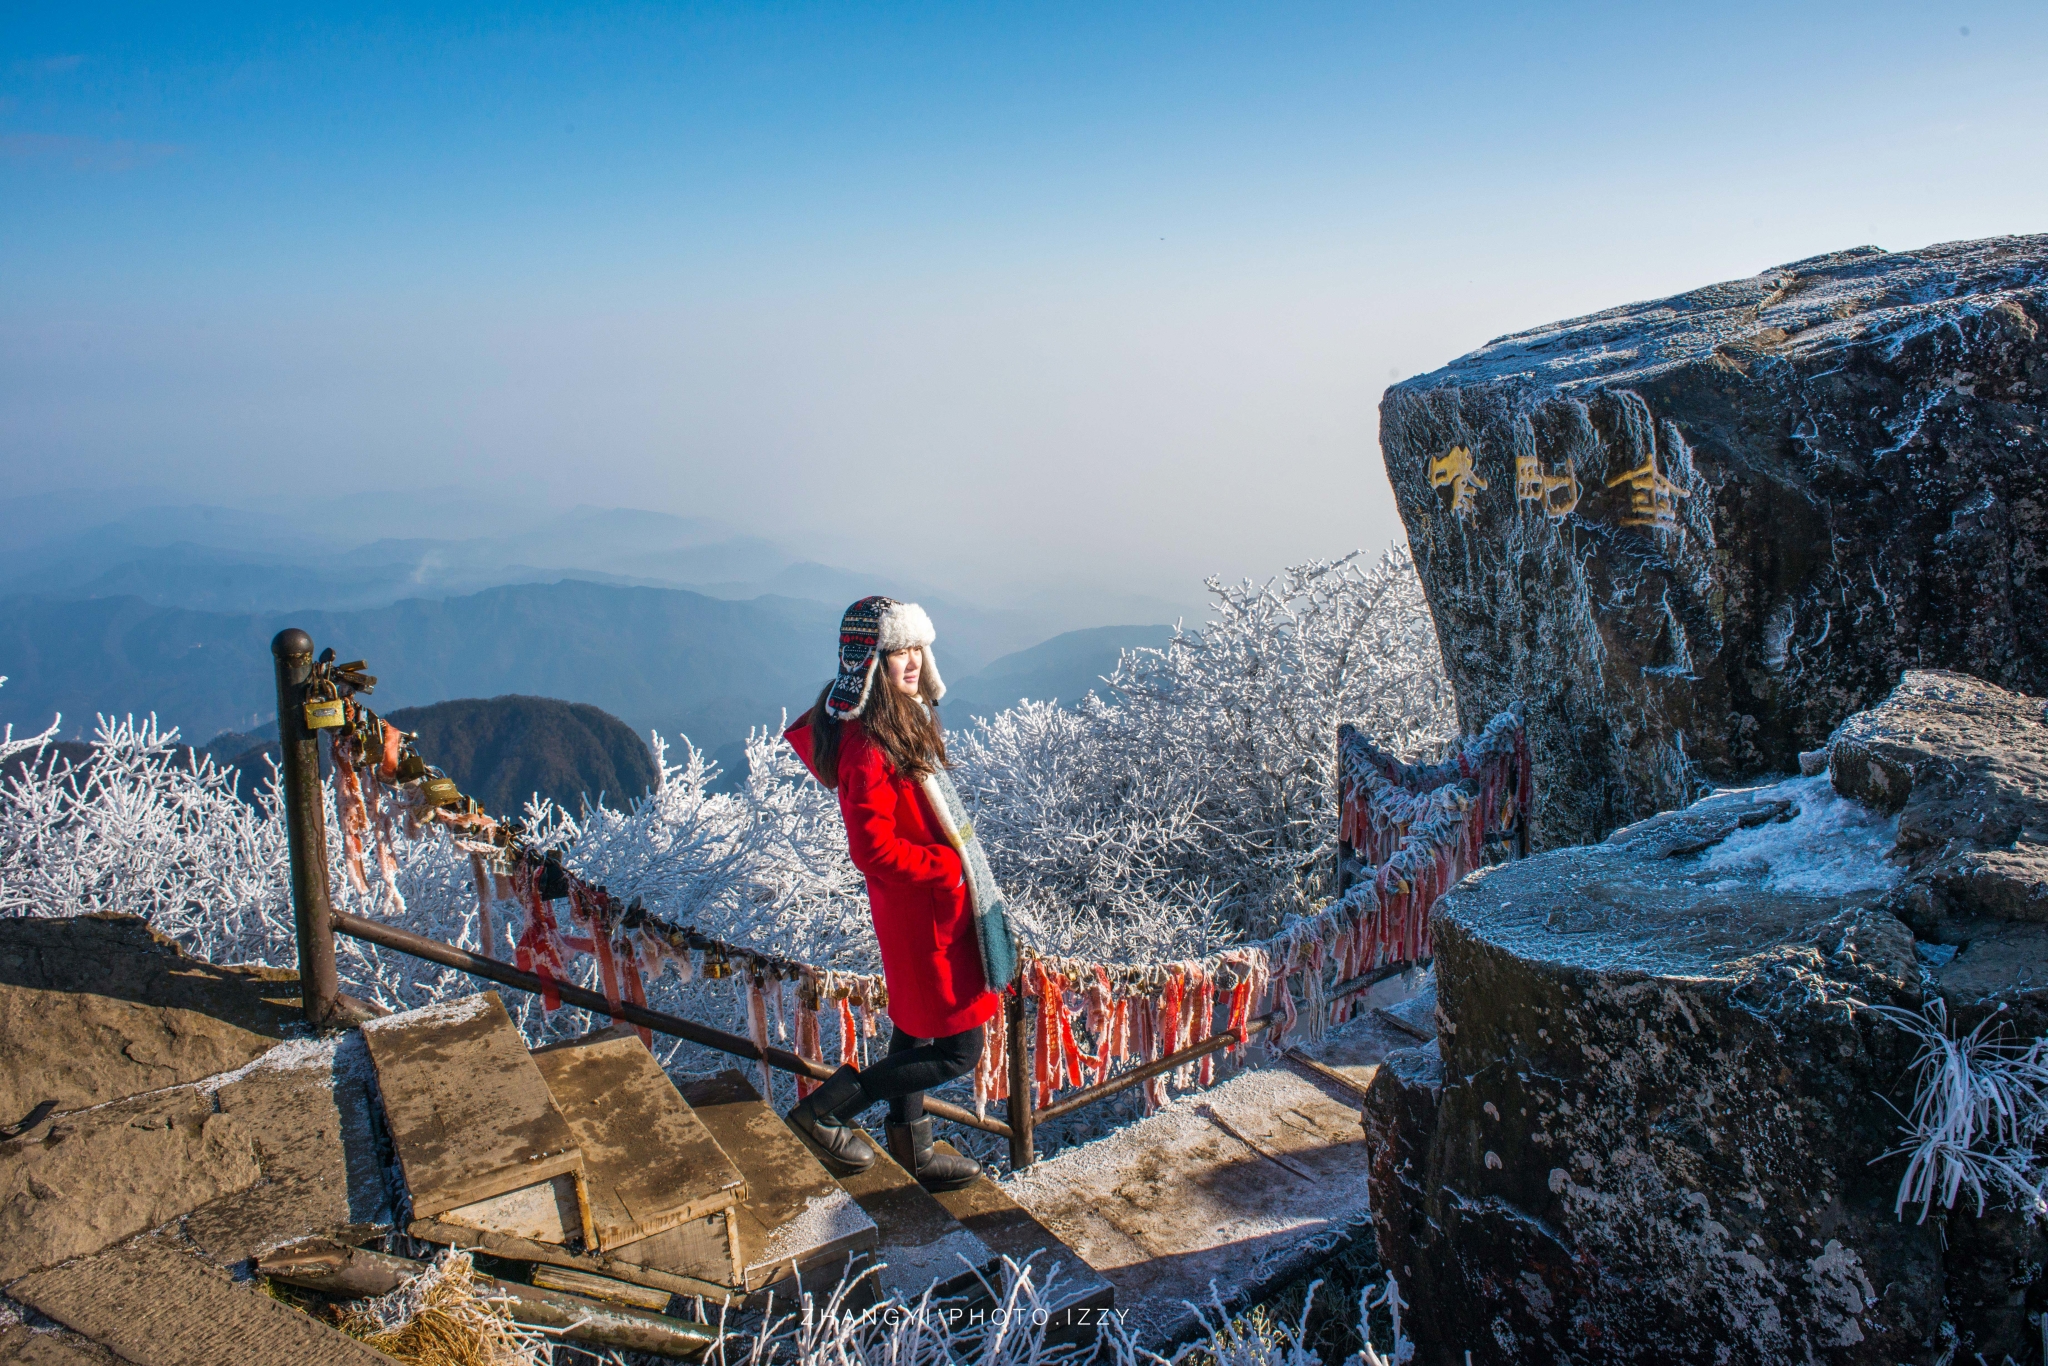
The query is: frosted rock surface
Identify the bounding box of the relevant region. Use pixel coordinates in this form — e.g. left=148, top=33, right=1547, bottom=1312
left=1364, top=672, right=2048, bottom=1362
left=1381, top=233, right=2048, bottom=848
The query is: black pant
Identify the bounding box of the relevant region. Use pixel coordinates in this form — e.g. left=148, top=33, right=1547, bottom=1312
left=855, top=1025, right=984, bottom=1124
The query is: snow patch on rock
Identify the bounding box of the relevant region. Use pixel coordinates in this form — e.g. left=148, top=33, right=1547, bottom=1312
left=1698, top=774, right=1901, bottom=896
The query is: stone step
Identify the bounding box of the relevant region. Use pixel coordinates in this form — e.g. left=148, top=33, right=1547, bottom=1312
left=926, top=1140, right=1113, bottom=1330
left=677, top=1070, right=878, bottom=1298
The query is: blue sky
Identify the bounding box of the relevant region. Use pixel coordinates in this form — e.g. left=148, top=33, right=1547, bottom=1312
left=3, top=3, right=2043, bottom=602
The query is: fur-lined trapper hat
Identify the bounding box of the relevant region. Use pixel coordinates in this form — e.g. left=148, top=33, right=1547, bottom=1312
left=825, top=596, right=946, bottom=720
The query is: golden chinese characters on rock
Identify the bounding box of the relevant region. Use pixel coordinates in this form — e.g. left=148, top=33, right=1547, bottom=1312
left=1427, top=445, right=1487, bottom=515
left=1603, top=447, right=1688, bottom=529
left=1432, top=443, right=1687, bottom=529
left=1514, top=454, right=1581, bottom=521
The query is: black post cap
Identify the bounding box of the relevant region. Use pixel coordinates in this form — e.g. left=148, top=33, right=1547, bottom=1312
left=272, top=628, right=315, bottom=658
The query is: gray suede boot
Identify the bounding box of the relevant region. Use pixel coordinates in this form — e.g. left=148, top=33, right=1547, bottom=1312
left=886, top=1117, right=980, bottom=1192
left=784, top=1066, right=876, bottom=1174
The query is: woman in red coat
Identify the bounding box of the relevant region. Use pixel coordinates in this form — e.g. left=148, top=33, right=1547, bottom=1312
left=782, top=596, right=997, bottom=1191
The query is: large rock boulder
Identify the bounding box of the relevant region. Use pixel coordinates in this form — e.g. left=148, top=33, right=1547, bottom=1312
left=1363, top=671, right=2048, bottom=1364
left=1381, top=235, right=2048, bottom=849
left=1832, top=671, right=2048, bottom=941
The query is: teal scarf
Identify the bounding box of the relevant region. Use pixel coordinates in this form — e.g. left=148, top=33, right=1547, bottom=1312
left=920, top=769, right=1021, bottom=989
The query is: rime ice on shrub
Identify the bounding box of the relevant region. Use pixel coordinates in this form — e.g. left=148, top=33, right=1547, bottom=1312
left=0, top=551, right=1453, bottom=1047
left=957, top=547, right=1455, bottom=942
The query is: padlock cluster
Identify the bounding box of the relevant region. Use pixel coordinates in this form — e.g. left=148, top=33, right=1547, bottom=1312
left=304, top=650, right=475, bottom=816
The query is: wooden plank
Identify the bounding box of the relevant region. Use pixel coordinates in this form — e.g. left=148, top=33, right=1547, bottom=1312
left=925, top=1142, right=1112, bottom=1319
left=1282, top=1048, right=1378, bottom=1101
left=256, top=1239, right=718, bottom=1359
left=408, top=1213, right=737, bottom=1298
left=1372, top=1005, right=1433, bottom=1042
left=9, top=1238, right=398, bottom=1366
left=359, top=992, right=585, bottom=1221
left=529, top=1264, right=673, bottom=1312
left=677, top=1071, right=878, bottom=1292
left=442, top=1174, right=583, bottom=1243
left=531, top=1028, right=745, bottom=1251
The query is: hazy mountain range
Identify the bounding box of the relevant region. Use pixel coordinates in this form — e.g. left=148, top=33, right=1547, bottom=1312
left=0, top=491, right=1188, bottom=781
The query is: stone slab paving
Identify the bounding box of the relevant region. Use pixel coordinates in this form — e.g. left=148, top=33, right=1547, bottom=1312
left=10, top=1238, right=397, bottom=1366
left=927, top=1144, right=1113, bottom=1319
left=1000, top=1059, right=1375, bottom=1351
left=0, top=914, right=297, bottom=1127
left=0, top=1323, right=123, bottom=1365
left=0, top=1087, right=262, bottom=1284
left=177, top=1034, right=394, bottom=1266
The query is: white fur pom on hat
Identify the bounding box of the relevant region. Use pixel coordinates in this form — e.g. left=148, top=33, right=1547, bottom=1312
left=824, top=596, right=946, bottom=720
left=877, top=601, right=936, bottom=654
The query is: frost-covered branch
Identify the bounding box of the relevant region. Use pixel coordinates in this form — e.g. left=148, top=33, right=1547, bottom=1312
left=957, top=547, right=1454, bottom=942
left=0, top=550, right=1452, bottom=1040
left=1872, top=998, right=2048, bottom=1222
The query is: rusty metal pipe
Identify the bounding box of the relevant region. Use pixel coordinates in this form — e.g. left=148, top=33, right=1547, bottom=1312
left=1031, top=1025, right=1243, bottom=1124
left=331, top=910, right=1012, bottom=1139
left=1003, top=985, right=1033, bottom=1169
left=272, top=628, right=340, bottom=1029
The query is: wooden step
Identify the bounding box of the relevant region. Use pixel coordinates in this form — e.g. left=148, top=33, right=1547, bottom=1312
left=833, top=1131, right=994, bottom=1306
left=676, top=1071, right=878, bottom=1297
left=407, top=1030, right=744, bottom=1302
left=926, top=1141, right=1113, bottom=1327
left=360, top=992, right=586, bottom=1233
left=529, top=1027, right=746, bottom=1252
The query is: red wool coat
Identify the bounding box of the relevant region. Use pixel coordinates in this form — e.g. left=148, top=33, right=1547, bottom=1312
left=786, top=718, right=1000, bottom=1040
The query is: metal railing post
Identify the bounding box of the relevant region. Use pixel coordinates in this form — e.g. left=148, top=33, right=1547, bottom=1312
left=272, top=628, right=341, bottom=1029
left=1005, top=984, right=1034, bottom=1169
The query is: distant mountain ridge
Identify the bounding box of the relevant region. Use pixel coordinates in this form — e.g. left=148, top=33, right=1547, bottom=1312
left=3, top=586, right=1181, bottom=757
left=0, top=581, right=841, bottom=752
left=199, top=696, right=656, bottom=815
left=938, top=624, right=1176, bottom=722
left=0, top=495, right=1193, bottom=773
left=0, top=497, right=1200, bottom=655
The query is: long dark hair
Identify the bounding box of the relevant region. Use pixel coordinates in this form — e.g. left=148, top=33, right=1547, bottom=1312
left=806, top=653, right=948, bottom=788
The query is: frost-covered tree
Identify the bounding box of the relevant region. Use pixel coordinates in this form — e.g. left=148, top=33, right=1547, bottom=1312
left=0, top=548, right=1451, bottom=1007
left=955, top=546, right=1455, bottom=939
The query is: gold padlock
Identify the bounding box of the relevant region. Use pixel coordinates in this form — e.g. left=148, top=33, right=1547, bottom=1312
left=422, top=775, right=462, bottom=807
left=303, top=681, right=346, bottom=730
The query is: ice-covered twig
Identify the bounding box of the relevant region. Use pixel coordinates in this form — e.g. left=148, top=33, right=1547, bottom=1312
left=1871, top=998, right=2048, bottom=1222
